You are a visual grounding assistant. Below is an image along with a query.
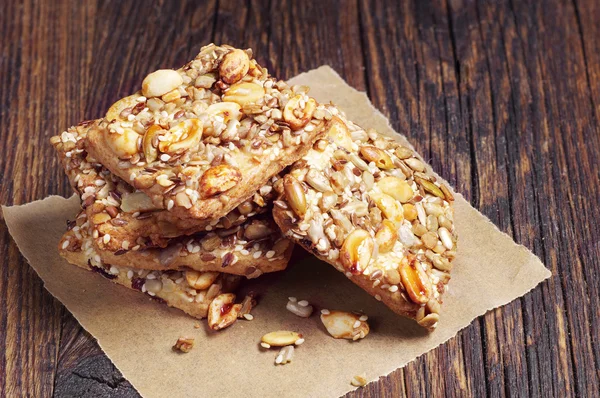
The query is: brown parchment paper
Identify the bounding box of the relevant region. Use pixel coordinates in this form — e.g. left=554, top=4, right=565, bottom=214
left=2, top=66, right=551, bottom=398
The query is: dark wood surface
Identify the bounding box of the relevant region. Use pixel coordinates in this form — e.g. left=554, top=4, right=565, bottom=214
left=1, top=0, right=598, bottom=396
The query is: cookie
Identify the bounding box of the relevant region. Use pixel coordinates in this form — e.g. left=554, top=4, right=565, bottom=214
left=272, top=107, right=456, bottom=330
left=91, top=215, right=293, bottom=279
left=59, top=211, right=241, bottom=319
left=51, top=121, right=279, bottom=251
left=85, top=44, right=328, bottom=223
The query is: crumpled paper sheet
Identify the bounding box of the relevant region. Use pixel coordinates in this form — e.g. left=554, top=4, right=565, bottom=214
left=2, top=66, right=551, bottom=398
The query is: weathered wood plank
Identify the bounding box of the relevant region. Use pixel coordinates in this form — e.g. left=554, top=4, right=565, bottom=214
left=1, top=0, right=599, bottom=397
left=511, top=0, right=600, bottom=396
left=0, top=0, right=99, bottom=396
left=572, top=0, right=600, bottom=379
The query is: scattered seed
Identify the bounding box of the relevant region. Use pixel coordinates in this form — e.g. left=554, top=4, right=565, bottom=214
left=351, top=375, right=368, bottom=387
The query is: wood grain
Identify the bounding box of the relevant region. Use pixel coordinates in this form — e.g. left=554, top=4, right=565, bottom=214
left=1, top=0, right=598, bottom=396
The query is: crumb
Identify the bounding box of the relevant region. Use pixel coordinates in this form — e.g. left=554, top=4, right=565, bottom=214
left=172, top=337, right=194, bottom=353
left=351, top=375, right=367, bottom=387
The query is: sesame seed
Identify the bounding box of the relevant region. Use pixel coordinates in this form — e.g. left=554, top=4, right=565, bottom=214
left=375, top=294, right=382, bottom=301
left=160, top=154, right=171, bottom=162
left=252, top=251, right=262, bottom=259
left=167, top=199, right=174, bottom=210
left=359, top=315, right=368, bottom=321
left=61, top=240, right=70, bottom=249
left=266, top=250, right=275, bottom=258
left=288, top=297, right=297, bottom=302
left=127, top=271, right=134, bottom=279
left=103, top=234, right=111, bottom=244
left=295, top=338, right=305, bottom=346
left=321, top=309, right=330, bottom=315
left=260, top=342, right=271, bottom=349
left=353, top=320, right=361, bottom=329
left=298, top=300, right=309, bottom=307
left=243, top=313, right=254, bottom=321
left=389, top=285, right=399, bottom=292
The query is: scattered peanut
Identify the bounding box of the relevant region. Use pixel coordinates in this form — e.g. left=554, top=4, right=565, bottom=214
left=320, top=310, right=369, bottom=340
left=261, top=331, right=303, bottom=347
left=207, top=293, right=240, bottom=331
left=351, top=375, right=368, bottom=387
left=172, top=337, right=194, bottom=353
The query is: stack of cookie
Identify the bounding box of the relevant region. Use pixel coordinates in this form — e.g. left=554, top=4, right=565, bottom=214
left=51, top=44, right=457, bottom=331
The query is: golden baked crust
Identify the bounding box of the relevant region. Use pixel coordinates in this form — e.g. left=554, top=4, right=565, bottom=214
left=272, top=108, right=456, bottom=330
left=85, top=44, right=328, bottom=222
left=59, top=212, right=241, bottom=319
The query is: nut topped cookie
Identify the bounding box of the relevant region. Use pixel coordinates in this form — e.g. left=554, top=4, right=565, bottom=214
left=85, top=44, right=328, bottom=222
left=59, top=211, right=242, bottom=319
left=51, top=121, right=279, bottom=252
left=272, top=108, right=456, bottom=330
left=92, top=215, right=293, bottom=279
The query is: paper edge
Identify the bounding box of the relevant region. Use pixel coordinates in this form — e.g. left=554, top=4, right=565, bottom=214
left=372, top=268, right=551, bottom=386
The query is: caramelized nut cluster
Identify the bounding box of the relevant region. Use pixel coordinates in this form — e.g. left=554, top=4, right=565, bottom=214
left=59, top=211, right=241, bottom=319
left=90, top=44, right=327, bottom=219
left=274, top=108, right=456, bottom=329
left=51, top=122, right=286, bottom=259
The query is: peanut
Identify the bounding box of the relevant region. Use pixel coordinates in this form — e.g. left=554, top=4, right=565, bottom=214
left=142, top=69, right=183, bottom=98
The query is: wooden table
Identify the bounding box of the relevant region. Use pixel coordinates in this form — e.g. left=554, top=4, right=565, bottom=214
left=1, top=0, right=598, bottom=396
